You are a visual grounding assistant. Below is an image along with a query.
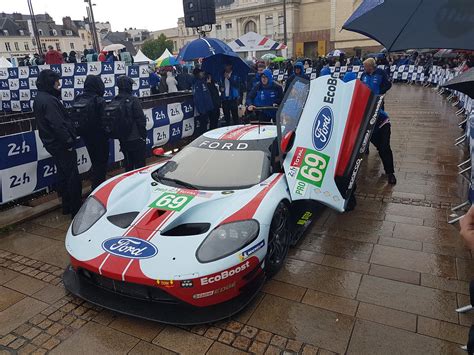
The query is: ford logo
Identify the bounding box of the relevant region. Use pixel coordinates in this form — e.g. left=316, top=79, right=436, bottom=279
left=312, top=106, right=334, bottom=151
left=102, top=237, right=158, bottom=259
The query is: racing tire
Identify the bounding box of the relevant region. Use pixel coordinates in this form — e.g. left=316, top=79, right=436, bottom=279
left=265, top=201, right=291, bottom=277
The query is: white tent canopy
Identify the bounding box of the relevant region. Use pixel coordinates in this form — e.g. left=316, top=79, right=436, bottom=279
left=228, top=32, right=287, bottom=53
left=0, top=57, right=13, bottom=68
left=156, top=48, right=173, bottom=61
left=133, top=49, right=153, bottom=63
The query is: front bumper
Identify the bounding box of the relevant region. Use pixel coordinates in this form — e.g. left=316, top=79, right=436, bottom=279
left=63, top=265, right=265, bottom=325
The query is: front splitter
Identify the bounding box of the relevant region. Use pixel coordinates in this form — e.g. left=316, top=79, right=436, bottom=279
left=63, top=265, right=265, bottom=325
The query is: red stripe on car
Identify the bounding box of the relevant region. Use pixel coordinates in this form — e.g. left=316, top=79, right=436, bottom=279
left=221, top=173, right=283, bottom=224
left=335, top=81, right=371, bottom=177
left=219, top=125, right=258, bottom=140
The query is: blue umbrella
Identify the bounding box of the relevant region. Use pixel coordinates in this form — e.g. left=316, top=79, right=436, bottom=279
left=343, top=0, right=474, bottom=51
left=177, top=37, right=235, bottom=61
left=201, top=53, right=251, bottom=82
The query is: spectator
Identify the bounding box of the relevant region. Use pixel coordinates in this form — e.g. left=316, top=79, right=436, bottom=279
left=45, top=45, right=63, bottom=65
left=360, top=58, right=396, bottom=185
left=158, top=71, right=168, bottom=93
left=62, top=52, right=69, bottom=63
left=31, top=53, right=44, bottom=66
left=252, top=62, right=266, bottom=90
left=166, top=71, right=178, bottom=93
left=285, top=62, right=308, bottom=93
left=219, top=63, right=241, bottom=126
left=115, top=76, right=147, bottom=171
left=106, top=51, right=118, bottom=63
left=176, top=67, right=193, bottom=91
left=97, top=51, right=106, bottom=62
left=149, top=67, right=161, bottom=95
left=206, top=73, right=221, bottom=130
left=33, top=69, right=81, bottom=217
left=192, top=68, right=213, bottom=135
left=119, top=48, right=133, bottom=66
left=68, top=51, right=77, bottom=64
left=73, top=75, right=109, bottom=190
left=246, top=69, right=283, bottom=123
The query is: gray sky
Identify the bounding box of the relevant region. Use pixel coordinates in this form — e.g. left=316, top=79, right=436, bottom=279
left=2, top=0, right=184, bottom=32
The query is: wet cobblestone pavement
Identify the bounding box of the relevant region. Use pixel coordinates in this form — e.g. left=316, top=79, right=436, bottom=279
left=0, top=84, right=471, bottom=354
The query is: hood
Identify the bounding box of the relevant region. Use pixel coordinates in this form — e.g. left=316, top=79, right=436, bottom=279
left=262, top=69, right=274, bottom=86
left=36, top=69, right=61, bottom=96
left=116, top=75, right=134, bottom=94
left=294, top=62, right=304, bottom=75
left=84, top=75, right=105, bottom=96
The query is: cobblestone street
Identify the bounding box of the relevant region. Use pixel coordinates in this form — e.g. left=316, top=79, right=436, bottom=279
left=0, top=83, right=471, bottom=354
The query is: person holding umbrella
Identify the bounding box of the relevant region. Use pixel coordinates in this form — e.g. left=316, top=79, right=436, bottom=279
left=219, top=63, right=242, bottom=126
left=360, top=58, right=396, bottom=185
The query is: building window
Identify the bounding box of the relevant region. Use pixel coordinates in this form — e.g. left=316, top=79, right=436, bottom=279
left=70, top=42, right=74, bottom=49
left=24, top=42, right=29, bottom=51
left=55, top=43, right=61, bottom=51
left=265, top=16, right=273, bottom=35
left=19, top=30, right=24, bottom=36
left=14, top=42, right=19, bottom=51
left=216, top=24, right=222, bottom=30
left=38, top=29, right=43, bottom=35
left=244, top=21, right=257, bottom=34
left=3, top=30, right=8, bottom=36
left=278, top=15, right=284, bottom=34
left=5, top=42, right=11, bottom=51
left=81, top=33, right=85, bottom=40
left=226, top=23, right=232, bottom=29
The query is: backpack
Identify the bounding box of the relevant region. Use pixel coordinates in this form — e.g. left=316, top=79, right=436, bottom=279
left=70, top=95, right=95, bottom=136
left=102, top=98, right=133, bottom=139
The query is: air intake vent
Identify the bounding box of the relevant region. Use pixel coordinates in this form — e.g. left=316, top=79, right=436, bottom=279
left=162, top=223, right=211, bottom=236
left=107, top=212, right=140, bottom=229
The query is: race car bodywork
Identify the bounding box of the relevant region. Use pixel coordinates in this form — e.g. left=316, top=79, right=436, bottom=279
left=63, top=76, right=382, bottom=324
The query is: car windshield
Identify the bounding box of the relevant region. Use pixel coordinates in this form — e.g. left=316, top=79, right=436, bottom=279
left=153, top=139, right=272, bottom=190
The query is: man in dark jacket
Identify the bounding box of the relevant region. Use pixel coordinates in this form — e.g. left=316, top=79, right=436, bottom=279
left=76, top=75, right=109, bottom=190
left=33, top=69, right=82, bottom=217
left=193, top=68, right=213, bottom=135
left=115, top=76, right=147, bottom=171
left=246, top=69, right=283, bottom=122
left=219, top=63, right=241, bottom=126
left=360, top=58, right=396, bottom=185
left=206, top=73, right=221, bottom=130
left=176, top=67, right=193, bottom=91
left=285, top=61, right=308, bottom=93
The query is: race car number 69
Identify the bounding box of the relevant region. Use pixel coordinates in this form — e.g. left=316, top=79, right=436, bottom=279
left=300, top=153, right=327, bottom=183
left=150, top=192, right=194, bottom=211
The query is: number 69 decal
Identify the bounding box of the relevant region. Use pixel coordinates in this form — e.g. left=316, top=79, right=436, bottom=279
left=296, top=149, right=330, bottom=188
left=149, top=192, right=194, bottom=211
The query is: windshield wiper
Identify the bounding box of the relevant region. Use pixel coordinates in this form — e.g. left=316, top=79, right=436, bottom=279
left=156, top=176, right=198, bottom=190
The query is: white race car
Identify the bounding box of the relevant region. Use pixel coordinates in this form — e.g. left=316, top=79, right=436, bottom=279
left=63, top=76, right=382, bottom=324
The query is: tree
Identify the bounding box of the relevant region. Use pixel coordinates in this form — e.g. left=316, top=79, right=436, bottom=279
left=141, top=34, right=174, bottom=60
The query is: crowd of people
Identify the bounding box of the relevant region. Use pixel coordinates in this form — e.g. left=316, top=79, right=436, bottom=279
left=15, top=45, right=134, bottom=66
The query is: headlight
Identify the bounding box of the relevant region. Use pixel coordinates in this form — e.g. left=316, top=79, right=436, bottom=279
left=72, top=196, right=106, bottom=235
left=196, top=220, right=259, bottom=263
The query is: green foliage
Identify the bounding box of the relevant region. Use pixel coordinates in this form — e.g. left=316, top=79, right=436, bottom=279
left=141, top=34, right=174, bottom=60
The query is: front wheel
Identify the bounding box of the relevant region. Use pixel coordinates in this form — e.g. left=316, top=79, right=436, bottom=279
left=265, top=201, right=290, bottom=277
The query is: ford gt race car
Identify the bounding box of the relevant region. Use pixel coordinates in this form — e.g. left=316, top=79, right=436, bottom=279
left=63, top=76, right=382, bottom=324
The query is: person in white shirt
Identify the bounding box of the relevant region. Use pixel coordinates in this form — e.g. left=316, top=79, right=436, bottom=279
left=166, top=71, right=178, bottom=93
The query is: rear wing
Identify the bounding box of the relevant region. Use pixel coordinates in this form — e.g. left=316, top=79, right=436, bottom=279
left=281, top=75, right=383, bottom=212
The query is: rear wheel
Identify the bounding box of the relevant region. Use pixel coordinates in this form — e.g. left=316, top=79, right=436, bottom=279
left=265, top=201, right=290, bottom=277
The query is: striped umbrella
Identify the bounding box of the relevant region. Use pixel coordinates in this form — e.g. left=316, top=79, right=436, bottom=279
left=156, top=56, right=179, bottom=67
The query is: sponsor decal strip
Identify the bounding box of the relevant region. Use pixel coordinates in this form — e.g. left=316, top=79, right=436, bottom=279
left=219, top=125, right=259, bottom=140
left=221, top=173, right=283, bottom=224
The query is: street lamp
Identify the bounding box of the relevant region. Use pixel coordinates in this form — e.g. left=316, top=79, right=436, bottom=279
left=283, top=0, right=287, bottom=46
left=84, top=0, right=100, bottom=52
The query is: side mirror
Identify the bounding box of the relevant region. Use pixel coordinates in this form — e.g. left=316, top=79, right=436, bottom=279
left=152, top=147, right=165, bottom=157
left=281, top=130, right=295, bottom=154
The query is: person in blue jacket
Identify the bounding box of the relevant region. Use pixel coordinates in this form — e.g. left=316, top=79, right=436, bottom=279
left=192, top=68, right=214, bottom=135
left=360, top=58, right=396, bottom=185
left=219, top=63, right=242, bottom=126
left=246, top=69, right=283, bottom=123
left=285, top=61, right=309, bottom=93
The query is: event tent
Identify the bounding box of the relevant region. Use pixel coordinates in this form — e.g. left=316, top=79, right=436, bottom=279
left=133, top=49, right=153, bottom=63
left=228, top=32, right=287, bottom=53
left=0, top=57, right=13, bottom=68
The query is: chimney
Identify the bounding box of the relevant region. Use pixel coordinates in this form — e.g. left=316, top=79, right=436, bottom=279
left=62, top=16, right=73, bottom=30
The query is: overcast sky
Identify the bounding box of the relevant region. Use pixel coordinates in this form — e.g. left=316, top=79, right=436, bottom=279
left=2, top=0, right=184, bottom=32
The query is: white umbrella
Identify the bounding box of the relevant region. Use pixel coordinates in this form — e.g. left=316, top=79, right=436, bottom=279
left=261, top=53, right=277, bottom=61
left=103, top=43, right=125, bottom=52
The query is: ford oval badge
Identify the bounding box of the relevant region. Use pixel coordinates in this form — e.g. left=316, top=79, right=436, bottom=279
left=102, top=237, right=158, bottom=259
left=313, top=106, right=334, bottom=151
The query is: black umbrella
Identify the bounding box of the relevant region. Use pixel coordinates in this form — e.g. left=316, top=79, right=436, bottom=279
left=442, top=67, right=474, bottom=98
left=343, top=0, right=474, bottom=52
